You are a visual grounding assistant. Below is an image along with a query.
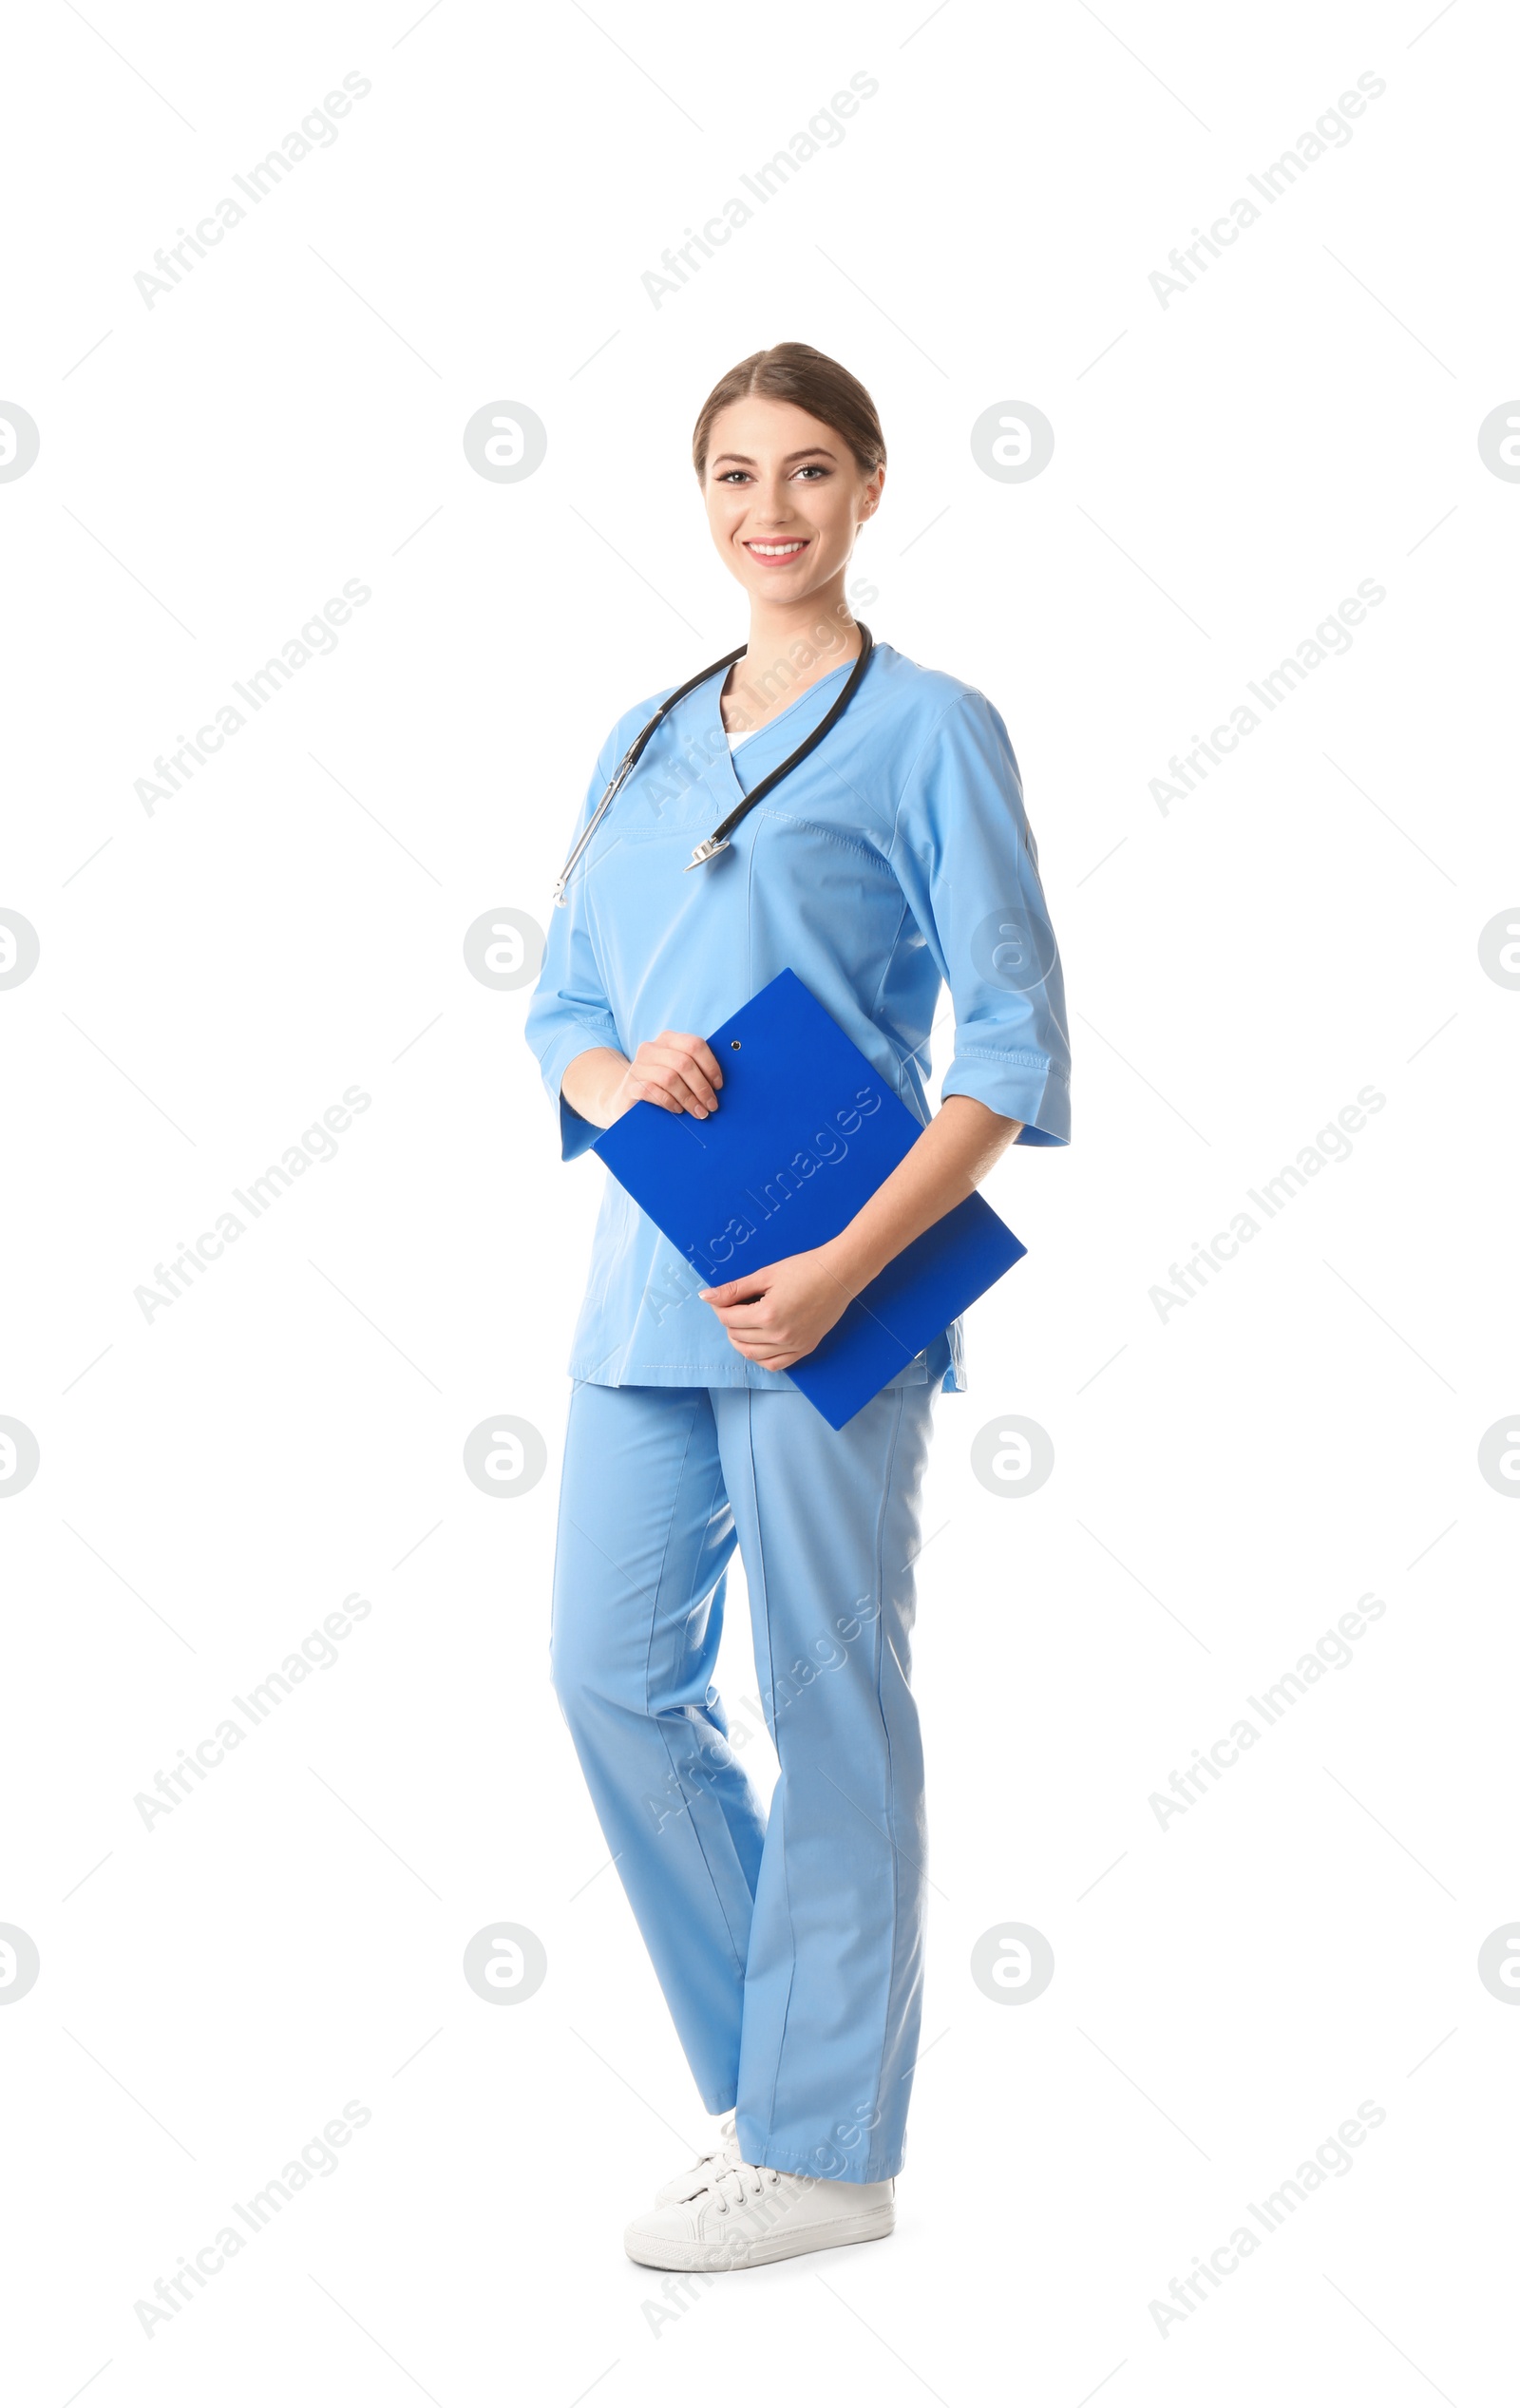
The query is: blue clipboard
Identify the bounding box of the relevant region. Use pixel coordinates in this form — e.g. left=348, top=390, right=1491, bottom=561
left=592, top=968, right=1027, bottom=1429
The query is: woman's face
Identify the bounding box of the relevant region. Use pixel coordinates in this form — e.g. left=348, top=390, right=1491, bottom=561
left=701, top=395, right=883, bottom=610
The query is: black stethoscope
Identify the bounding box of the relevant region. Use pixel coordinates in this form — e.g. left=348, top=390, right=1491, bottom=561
left=552, top=624, right=875, bottom=905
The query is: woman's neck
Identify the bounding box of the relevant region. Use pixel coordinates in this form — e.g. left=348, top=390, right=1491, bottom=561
left=721, top=577, right=861, bottom=735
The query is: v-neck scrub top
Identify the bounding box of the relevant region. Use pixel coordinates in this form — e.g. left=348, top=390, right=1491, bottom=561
left=524, top=640, right=1072, bottom=1393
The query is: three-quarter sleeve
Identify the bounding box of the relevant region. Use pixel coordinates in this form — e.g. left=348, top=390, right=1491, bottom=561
left=888, top=689, right=1072, bottom=1146
left=523, top=732, right=627, bottom=1162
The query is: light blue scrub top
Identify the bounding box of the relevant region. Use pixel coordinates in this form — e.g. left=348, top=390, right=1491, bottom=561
left=524, top=640, right=1072, bottom=1393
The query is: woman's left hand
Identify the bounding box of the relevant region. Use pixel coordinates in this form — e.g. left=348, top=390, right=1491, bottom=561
left=698, top=1245, right=855, bottom=1371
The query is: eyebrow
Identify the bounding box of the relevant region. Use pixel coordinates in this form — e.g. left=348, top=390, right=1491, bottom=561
left=710, top=446, right=838, bottom=467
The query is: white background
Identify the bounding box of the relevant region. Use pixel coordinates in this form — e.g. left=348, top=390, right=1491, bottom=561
left=2, top=1, right=1516, bottom=2400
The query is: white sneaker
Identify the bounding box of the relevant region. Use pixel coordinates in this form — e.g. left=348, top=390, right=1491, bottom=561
left=655, top=2114, right=742, bottom=2207
left=625, top=2157, right=895, bottom=2271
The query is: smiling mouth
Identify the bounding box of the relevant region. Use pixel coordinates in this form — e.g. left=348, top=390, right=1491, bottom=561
left=744, top=539, right=810, bottom=561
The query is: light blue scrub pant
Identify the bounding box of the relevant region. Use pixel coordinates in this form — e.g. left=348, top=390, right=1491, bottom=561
left=549, top=1375, right=938, bottom=2183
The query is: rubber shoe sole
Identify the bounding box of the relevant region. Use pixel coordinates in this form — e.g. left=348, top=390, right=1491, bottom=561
left=624, top=2197, right=895, bottom=2272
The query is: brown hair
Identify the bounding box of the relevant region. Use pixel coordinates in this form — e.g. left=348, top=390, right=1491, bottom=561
left=692, top=342, right=886, bottom=480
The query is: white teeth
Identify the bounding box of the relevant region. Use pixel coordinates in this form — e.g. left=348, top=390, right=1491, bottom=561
left=750, top=541, right=805, bottom=557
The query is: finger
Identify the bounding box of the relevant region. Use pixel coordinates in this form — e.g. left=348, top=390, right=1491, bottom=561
left=704, top=1285, right=770, bottom=1318
left=663, top=1031, right=724, bottom=1089
left=701, top=1270, right=767, bottom=1300
left=635, top=1061, right=712, bottom=1116
left=644, top=1047, right=719, bottom=1116
left=682, top=1033, right=725, bottom=1095
left=700, top=1281, right=769, bottom=1309
left=650, top=1035, right=722, bottom=1108
left=662, top=1047, right=721, bottom=1114
left=712, top=1310, right=780, bottom=1339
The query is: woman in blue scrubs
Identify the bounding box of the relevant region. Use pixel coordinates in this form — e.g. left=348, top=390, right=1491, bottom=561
left=525, top=343, right=1071, bottom=2272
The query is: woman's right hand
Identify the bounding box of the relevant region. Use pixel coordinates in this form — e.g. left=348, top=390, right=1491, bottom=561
left=615, top=1031, right=724, bottom=1120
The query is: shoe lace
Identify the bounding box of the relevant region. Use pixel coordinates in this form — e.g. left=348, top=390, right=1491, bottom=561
left=690, top=2114, right=738, bottom=2177
left=702, top=2156, right=783, bottom=2213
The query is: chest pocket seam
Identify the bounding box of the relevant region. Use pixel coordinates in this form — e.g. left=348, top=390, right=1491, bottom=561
left=618, top=791, right=726, bottom=844
left=618, top=741, right=731, bottom=844
left=750, top=806, right=890, bottom=871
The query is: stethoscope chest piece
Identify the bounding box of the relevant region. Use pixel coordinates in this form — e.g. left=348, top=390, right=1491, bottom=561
left=684, top=835, right=731, bottom=871
left=553, top=624, right=874, bottom=904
